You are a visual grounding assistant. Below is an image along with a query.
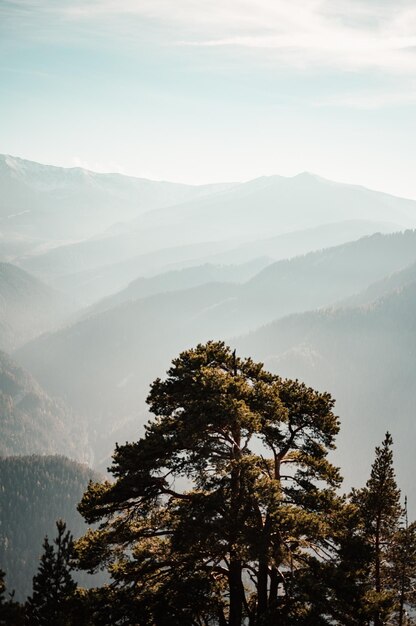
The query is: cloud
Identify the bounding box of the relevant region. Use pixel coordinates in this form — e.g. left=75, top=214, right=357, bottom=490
left=3, top=0, right=416, bottom=74
left=172, top=1, right=416, bottom=73
left=315, top=90, right=416, bottom=109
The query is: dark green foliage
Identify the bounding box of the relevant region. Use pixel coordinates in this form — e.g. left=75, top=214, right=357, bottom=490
left=350, top=433, right=414, bottom=625
left=77, top=341, right=343, bottom=625
left=0, top=455, right=101, bottom=600
left=26, top=520, right=77, bottom=626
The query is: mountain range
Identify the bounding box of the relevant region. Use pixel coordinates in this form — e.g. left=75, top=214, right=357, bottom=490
left=6, top=154, right=413, bottom=304
left=0, top=154, right=232, bottom=243
left=2, top=154, right=416, bottom=504
left=4, top=150, right=416, bottom=621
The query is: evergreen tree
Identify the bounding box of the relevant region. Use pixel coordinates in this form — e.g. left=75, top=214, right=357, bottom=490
left=77, top=341, right=343, bottom=625
left=389, top=497, right=416, bottom=626
left=351, top=433, right=403, bottom=625
left=0, top=570, right=5, bottom=608
left=26, top=520, right=77, bottom=626
left=0, top=569, right=24, bottom=626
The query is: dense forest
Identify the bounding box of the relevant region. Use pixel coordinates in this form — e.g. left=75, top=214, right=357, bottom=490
left=0, top=455, right=101, bottom=600
left=0, top=351, right=90, bottom=462
left=1, top=343, right=416, bottom=625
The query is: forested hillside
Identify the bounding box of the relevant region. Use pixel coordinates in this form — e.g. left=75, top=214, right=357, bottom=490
left=77, top=258, right=270, bottom=321
left=0, top=455, right=101, bottom=600
left=0, top=351, right=89, bottom=460
left=340, top=260, right=416, bottom=308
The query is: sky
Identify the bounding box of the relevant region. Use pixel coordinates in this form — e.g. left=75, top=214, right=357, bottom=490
left=1, top=0, right=416, bottom=198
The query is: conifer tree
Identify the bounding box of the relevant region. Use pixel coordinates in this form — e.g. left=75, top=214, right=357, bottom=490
left=77, top=341, right=343, bottom=625
left=0, top=569, right=24, bottom=626
left=389, top=497, right=416, bottom=626
left=26, top=520, right=77, bottom=626
left=351, top=433, right=403, bottom=626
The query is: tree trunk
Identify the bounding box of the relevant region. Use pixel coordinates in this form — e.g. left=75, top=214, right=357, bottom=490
left=269, top=567, right=278, bottom=609
left=229, top=407, right=243, bottom=626
left=229, top=557, right=243, bottom=626
left=257, top=516, right=271, bottom=621
left=374, top=514, right=381, bottom=626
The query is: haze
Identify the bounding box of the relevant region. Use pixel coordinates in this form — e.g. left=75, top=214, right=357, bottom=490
left=1, top=0, right=416, bottom=197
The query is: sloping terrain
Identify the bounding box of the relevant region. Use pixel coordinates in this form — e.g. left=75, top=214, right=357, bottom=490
left=236, top=279, right=416, bottom=507
left=44, top=219, right=400, bottom=305
left=339, top=260, right=416, bottom=308
left=76, top=258, right=270, bottom=320
left=0, top=262, right=75, bottom=350
left=0, top=455, right=102, bottom=600
left=16, top=282, right=237, bottom=440
left=0, top=154, right=233, bottom=241
left=0, top=350, right=89, bottom=461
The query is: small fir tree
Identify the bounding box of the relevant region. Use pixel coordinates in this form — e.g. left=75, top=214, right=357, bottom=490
left=26, top=520, right=77, bottom=626
left=352, top=433, right=403, bottom=626
left=0, top=569, right=24, bottom=626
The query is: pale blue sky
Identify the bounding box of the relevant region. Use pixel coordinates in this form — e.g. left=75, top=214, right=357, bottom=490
left=1, top=0, right=416, bottom=197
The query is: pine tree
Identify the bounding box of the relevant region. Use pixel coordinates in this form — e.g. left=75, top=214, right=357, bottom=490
left=76, top=341, right=343, bottom=625
left=351, top=433, right=403, bottom=626
left=26, top=520, right=77, bottom=626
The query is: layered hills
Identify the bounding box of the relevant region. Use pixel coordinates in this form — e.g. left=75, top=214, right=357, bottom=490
left=44, top=219, right=400, bottom=305
left=0, top=262, right=75, bottom=351
left=11, top=157, right=413, bottom=301
left=3, top=154, right=416, bottom=508
left=15, top=230, right=416, bottom=467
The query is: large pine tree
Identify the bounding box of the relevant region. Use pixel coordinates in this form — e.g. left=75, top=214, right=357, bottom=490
left=76, top=341, right=343, bottom=625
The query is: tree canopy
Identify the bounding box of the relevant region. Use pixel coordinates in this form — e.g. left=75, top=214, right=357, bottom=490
left=77, top=341, right=343, bottom=625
